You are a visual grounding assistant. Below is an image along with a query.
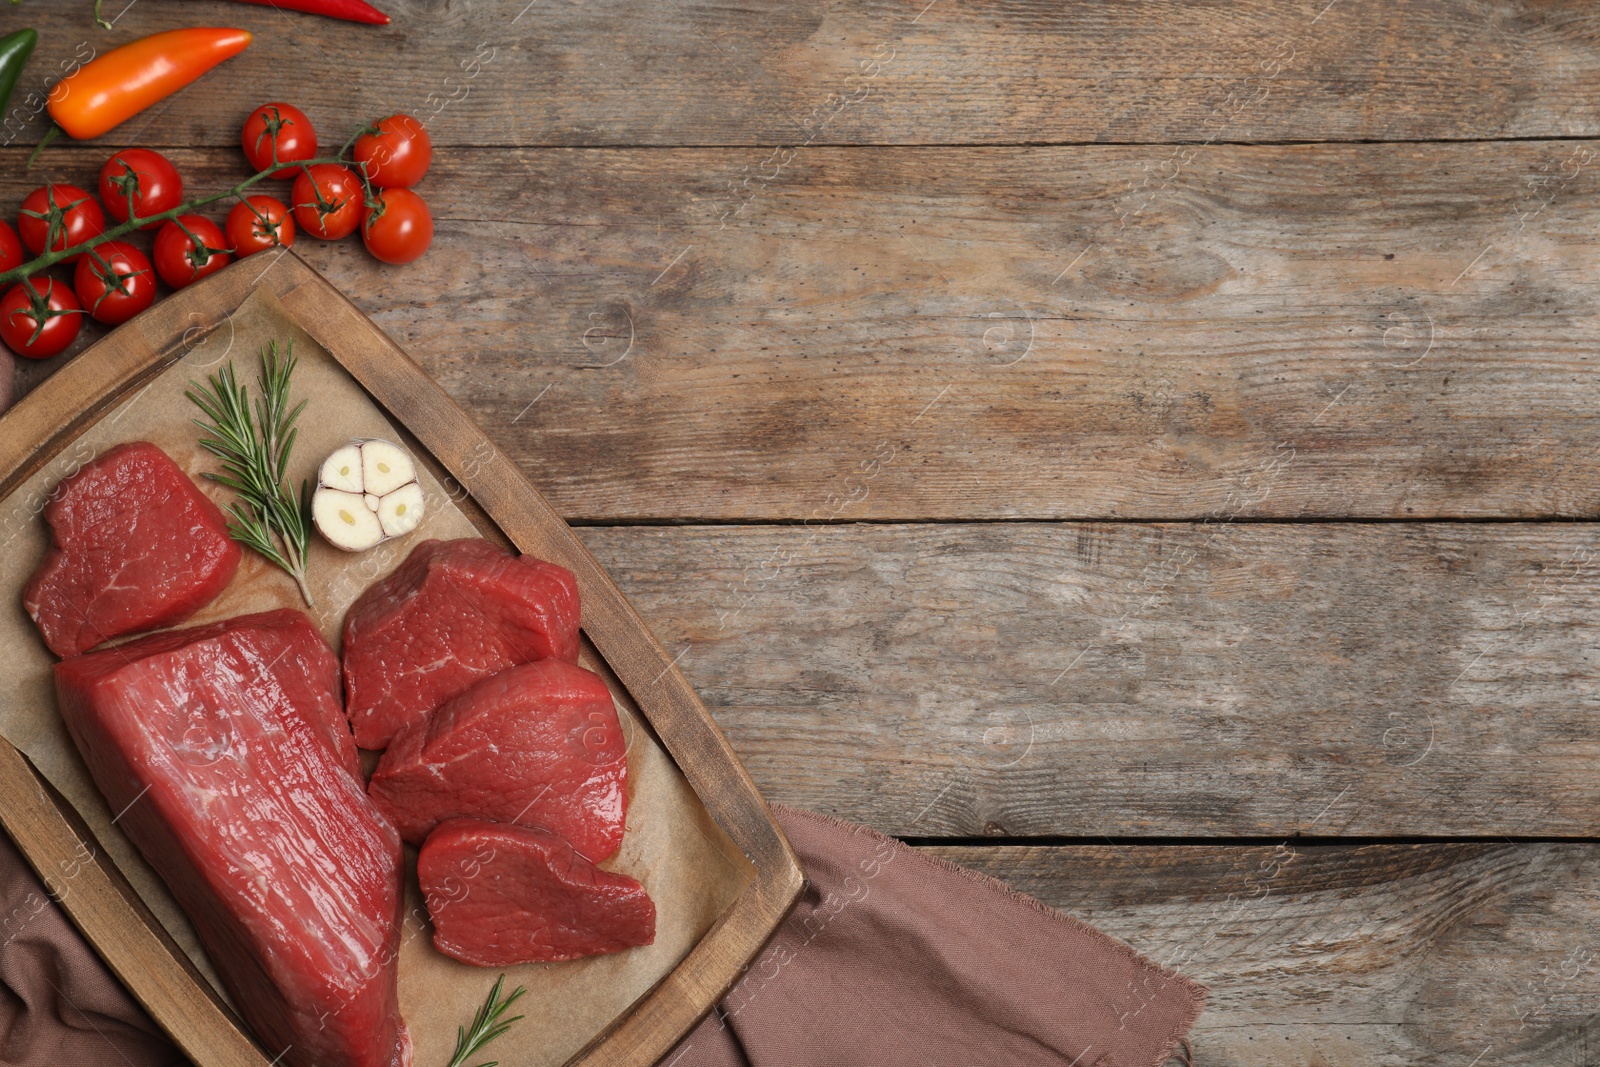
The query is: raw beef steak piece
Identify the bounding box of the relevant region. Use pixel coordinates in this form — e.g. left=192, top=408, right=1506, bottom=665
left=368, top=659, right=627, bottom=861
left=419, top=819, right=655, bottom=966
left=24, top=441, right=241, bottom=657
left=341, top=538, right=581, bottom=749
left=58, top=609, right=359, bottom=778
left=55, top=611, right=409, bottom=1067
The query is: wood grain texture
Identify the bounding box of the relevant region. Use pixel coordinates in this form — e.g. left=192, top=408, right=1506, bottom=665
left=923, top=842, right=1600, bottom=1066
left=7, top=1, right=1600, bottom=147
left=578, top=520, right=1600, bottom=838
left=14, top=138, right=1600, bottom=521
left=1, top=2, right=1592, bottom=1059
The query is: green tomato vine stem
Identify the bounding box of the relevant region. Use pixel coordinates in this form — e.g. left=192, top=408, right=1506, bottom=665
left=0, top=133, right=378, bottom=291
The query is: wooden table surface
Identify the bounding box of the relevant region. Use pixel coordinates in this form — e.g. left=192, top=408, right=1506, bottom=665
left=8, top=2, right=1600, bottom=1063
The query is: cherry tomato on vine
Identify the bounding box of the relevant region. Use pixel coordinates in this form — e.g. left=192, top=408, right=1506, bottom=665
left=0, top=278, right=82, bottom=359
left=0, top=220, right=23, bottom=274
left=352, top=114, right=431, bottom=189
left=74, top=242, right=156, bottom=326
left=362, top=188, right=433, bottom=265
left=242, top=102, right=318, bottom=178
left=292, top=164, right=362, bottom=240
left=226, top=196, right=295, bottom=256
left=98, top=149, right=184, bottom=229
left=17, top=184, right=106, bottom=263
left=153, top=215, right=231, bottom=289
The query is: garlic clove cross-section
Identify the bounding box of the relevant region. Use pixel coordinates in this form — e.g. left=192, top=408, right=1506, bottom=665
left=312, top=438, right=428, bottom=552
left=362, top=440, right=416, bottom=497
left=318, top=444, right=364, bottom=494
left=376, top=483, right=425, bottom=538
left=313, top=489, right=386, bottom=551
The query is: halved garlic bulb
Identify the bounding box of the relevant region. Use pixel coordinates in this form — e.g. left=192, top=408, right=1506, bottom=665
left=312, top=439, right=427, bottom=552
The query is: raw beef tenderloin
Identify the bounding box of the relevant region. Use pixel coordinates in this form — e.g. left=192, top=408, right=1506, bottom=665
left=368, top=658, right=627, bottom=862
left=419, top=819, right=654, bottom=966
left=24, top=441, right=240, bottom=657
left=55, top=610, right=408, bottom=1067
left=341, top=538, right=580, bottom=748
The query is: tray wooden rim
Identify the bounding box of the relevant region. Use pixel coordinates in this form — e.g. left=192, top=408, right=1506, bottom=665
left=0, top=251, right=804, bottom=1067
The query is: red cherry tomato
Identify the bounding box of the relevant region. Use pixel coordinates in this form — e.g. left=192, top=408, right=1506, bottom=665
left=291, top=164, right=363, bottom=240
left=74, top=241, right=156, bottom=326
left=242, top=102, right=318, bottom=178
left=0, top=220, right=23, bottom=274
left=361, top=188, right=433, bottom=265
left=17, top=184, right=106, bottom=263
left=352, top=114, right=432, bottom=189
left=0, top=278, right=82, bottom=359
left=226, top=196, right=295, bottom=257
left=153, top=215, right=231, bottom=289
left=98, top=148, right=184, bottom=229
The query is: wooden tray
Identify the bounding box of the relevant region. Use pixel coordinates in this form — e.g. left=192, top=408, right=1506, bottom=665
left=0, top=252, right=803, bottom=1067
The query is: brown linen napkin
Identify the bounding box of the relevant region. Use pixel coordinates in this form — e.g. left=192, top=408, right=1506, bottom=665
left=663, top=806, right=1205, bottom=1067
left=0, top=830, right=182, bottom=1067
left=0, top=805, right=1203, bottom=1067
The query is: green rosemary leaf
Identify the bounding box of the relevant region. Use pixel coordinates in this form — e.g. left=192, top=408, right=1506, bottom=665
left=201, top=474, right=254, bottom=497
left=278, top=423, right=299, bottom=483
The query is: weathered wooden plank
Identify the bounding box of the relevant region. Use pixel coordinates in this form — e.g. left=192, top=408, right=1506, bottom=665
left=576, top=521, right=1600, bottom=838
left=6, top=1, right=1600, bottom=147
left=921, top=842, right=1600, bottom=1066
left=12, top=140, right=1600, bottom=520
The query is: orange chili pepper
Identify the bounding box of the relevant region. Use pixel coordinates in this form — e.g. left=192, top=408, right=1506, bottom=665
left=47, top=28, right=252, bottom=141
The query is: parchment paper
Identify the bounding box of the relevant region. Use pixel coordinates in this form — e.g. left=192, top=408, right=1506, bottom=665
left=0, top=288, right=752, bottom=1066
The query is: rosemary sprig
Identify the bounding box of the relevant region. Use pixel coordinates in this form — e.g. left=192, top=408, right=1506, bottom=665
left=186, top=341, right=316, bottom=607
left=447, top=974, right=527, bottom=1067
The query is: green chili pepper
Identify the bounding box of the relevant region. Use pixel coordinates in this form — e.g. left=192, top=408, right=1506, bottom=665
left=0, top=29, right=37, bottom=120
